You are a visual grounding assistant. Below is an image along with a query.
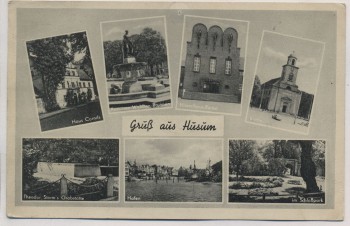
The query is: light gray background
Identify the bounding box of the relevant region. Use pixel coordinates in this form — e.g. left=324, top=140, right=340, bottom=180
left=1, top=0, right=349, bottom=225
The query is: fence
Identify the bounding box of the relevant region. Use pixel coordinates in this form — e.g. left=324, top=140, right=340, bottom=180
left=24, top=174, right=116, bottom=201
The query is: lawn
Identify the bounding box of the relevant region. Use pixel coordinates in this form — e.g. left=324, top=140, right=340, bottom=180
left=228, top=175, right=325, bottom=203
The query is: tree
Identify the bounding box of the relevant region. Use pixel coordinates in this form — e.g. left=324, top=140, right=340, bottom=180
left=229, top=140, right=256, bottom=180
left=298, top=92, right=314, bottom=120
left=27, top=36, right=72, bottom=112
left=250, top=75, right=261, bottom=107
left=296, top=140, right=320, bottom=193
left=133, top=27, right=167, bottom=76
left=103, top=40, right=123, bottom=76
left=312, top=140, right=326, bottom=177
left=70, top=32, right=99, bottom=95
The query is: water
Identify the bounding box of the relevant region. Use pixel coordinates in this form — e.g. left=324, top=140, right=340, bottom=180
left=125, top=179, right=222, bottom=202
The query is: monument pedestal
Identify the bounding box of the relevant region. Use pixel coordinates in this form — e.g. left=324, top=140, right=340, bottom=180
left=123, top=57, right=136, bottom=64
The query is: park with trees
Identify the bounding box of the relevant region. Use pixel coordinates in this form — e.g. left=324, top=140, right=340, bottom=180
left=229, top=139, right=325, bottom=203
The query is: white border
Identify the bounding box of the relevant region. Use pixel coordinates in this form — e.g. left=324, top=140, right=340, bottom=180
left=24, top=30, right=106, bottom=133
left=99, top=16, right=174, bottom=114
left=19, top=137, right=121, bottom=205
left=244, top=30, right=326, bottom=135
left=123, top=137, right=224, bottom=204
left=226, top=138, right=327, bottom=207
left=175, top=15, right=250, bottom=116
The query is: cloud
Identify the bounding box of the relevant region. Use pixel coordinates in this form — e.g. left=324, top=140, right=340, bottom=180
left=297, top=56, right=318, bottom=69
left=104, top=27, right=124, bottom=40
left=125, top=139, right=222, bottom=169
left=263, top=46, right=318, bottom=69
left=263, top=46, right=287, bottom=62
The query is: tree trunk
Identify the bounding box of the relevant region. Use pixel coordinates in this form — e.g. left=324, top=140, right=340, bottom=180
left=299, top=141, right=320, bottom=193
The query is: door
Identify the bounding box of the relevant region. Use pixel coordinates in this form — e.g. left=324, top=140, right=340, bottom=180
left=282, top=104, right=288, bottom=113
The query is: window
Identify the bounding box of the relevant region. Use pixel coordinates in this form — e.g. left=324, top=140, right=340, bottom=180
left=224, top=85, right=230, bottom=89
left=67, top=81, right=70, bottom=88
left=72, top=71, right=75, bottom=76
left=79, top=82, right=82, bottom=87
left=192, top=82, right=198, bottom=87
left=291, top=59, right=295, bottom=66
left=193, top=56, right=200, bottom=72
left=76, top=81, right=79, bottom=87
left=88, top=82, right=91, bottom=87
left=71, top=82, right=75, bottom=88
left=288, top=73, right=293, bottom=81
left=209, top=58, right=216, bottom=74
left=83, top=82, right=86, bottom=88
left=62, top=82, right=65, bottom=89
left=225, top=60, right=232, bottom=75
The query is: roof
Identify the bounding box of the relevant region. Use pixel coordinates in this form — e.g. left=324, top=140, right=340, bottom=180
left=261, top=77, right=280, bottom=88
left=262, top=77, right=300, bottom=92
left=76, top=68, right=92, bottom=81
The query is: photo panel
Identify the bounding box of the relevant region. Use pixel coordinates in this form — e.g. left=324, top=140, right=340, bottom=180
left=100, top=16, right=172, bottom=113
left=26, top=31, right=104, bottom=132
left=246, top=31, right=325, bottom=134
left=22, top=138, right=119, bottom=202
left=176, top=15, right=249, bottom=115
left=124, top=138, right=223, bottom=203
left=228, top=139, right=326, bottom=204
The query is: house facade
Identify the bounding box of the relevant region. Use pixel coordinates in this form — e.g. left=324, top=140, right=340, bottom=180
left=33, top=62, right=96, bottom=113
left=181, top=23, right=244, bottom=103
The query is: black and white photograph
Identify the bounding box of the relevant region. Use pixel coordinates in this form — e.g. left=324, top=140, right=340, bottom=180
left=26, top=31, right=103, bottom=132
left=228, top=139, right=325, bottom=203
left=125, top=138, right=223, bottom=202
left=246, top=31, right=325, bottom=134
left=177, top=15, right=248, bottom=115
left=22, top=138, right=119, bottom=201
left=101, top=16, right=171, bottom=112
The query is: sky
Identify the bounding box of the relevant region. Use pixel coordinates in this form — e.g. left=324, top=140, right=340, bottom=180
left=125, top=139, right=222, bottom=169
left=101, top=17, right=167, bottom=42
left=181, top=15, right=248, bottom=65
left=255, top=31, right=324, bottom=94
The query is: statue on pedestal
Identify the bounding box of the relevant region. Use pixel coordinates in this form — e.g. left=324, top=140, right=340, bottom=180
left=123, top=30, right=134, bottom=58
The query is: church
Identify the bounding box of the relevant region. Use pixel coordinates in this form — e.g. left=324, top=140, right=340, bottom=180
left=180, top=23, right=244, bottom=103
left=259, top=53, right=302, bottom=115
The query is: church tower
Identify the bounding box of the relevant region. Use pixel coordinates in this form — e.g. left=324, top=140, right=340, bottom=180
left=280, top=52, right=299, bottom=87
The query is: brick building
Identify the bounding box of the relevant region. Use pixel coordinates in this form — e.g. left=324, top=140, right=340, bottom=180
left=260, top=53, right=302, bottom=115
left=181, top=23, right=244, bottom=103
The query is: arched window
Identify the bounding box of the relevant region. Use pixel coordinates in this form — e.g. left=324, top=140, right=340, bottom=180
left=71, top=82, right=75, bottom=88
left=83, top=82, right=86, bottom=88
left=286, top=86, right=292, bottom=91
left=291, top=59, right=295, bottom=66
left=67, top=81, right=70, bottom=88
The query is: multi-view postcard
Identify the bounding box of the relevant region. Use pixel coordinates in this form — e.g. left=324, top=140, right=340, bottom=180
left=26, top=31, right=103, bottom=132
left=22, top=138, right=119, bottom=201
left=101, top=16, right=172, bottom=112
left=177, top=15, right=248, bottom=115
left=7, top=2, right=344, bottom=221
left=246, top=31, right=325, bottom=134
